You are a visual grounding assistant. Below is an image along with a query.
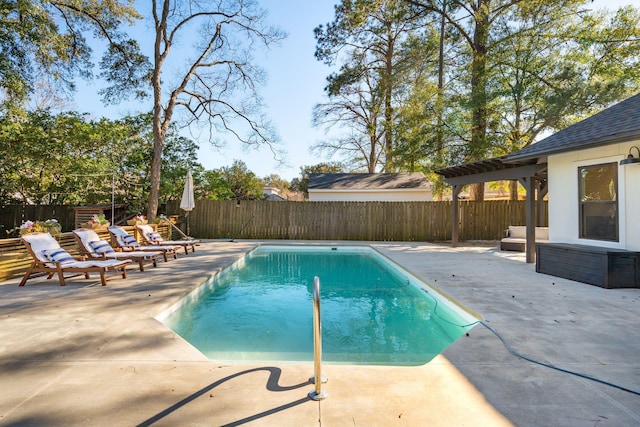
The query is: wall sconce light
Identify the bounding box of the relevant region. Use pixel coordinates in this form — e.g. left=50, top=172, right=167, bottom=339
left=620, top=146, right=640, bottom=165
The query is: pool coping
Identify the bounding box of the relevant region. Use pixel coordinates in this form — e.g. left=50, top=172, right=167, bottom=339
left=1, top=239, right=639, bottom=426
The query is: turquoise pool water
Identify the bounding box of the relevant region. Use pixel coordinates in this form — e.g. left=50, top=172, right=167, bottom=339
left=159, top=245, right=478, bottom=365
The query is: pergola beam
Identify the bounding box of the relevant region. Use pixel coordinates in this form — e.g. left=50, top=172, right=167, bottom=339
left=444, top=164, right=544, bottom=187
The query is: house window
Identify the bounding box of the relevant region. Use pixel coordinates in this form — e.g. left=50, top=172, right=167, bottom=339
left=578, top=163, right=618, bottom=241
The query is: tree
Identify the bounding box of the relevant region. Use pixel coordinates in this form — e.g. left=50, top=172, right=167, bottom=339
left=312, top=60, right=386, bottom=172
left=199, top=169, right=234, bottom=200
left=0, top=1, right=285, bottom=217
left=0, top=1, right=146, bottom=112
left=488, top=4, right=640, bottom=198
left=489, top=4, right=640, bottom=154
left=314, top=0, right=433, bottom=172
left=404, top=0, right=640, bottom=199
left=0, top=109, right=103, bottom=205
left=139, top=0, right=285, bottom=221
left=0, top=110, right=207, bottom=211
left=404, top=0, right=522, bottom=199
left=391, top=21, right=452, bottom=173
left=262, top=174, right=290, bottom=191
left=158, top=139, right=199, bottom=205
left=84, top=113, right=205, bottom=212
left=219, top=160, right=263, bottom=200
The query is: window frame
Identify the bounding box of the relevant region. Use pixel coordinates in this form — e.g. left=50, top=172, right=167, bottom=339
left=578, top=162, right=619, bottom=242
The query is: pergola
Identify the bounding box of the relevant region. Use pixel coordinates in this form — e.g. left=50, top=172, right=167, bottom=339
left=435, top=157, right=547, bottom=263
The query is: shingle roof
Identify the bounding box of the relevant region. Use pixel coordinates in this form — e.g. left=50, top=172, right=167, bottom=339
left=308, top=173, right=431, bottom=190
left=504, top=92, right=640, bottom=162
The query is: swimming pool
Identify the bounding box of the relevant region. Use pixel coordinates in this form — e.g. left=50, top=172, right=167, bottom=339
left=158, top=245, right=479, bottom=365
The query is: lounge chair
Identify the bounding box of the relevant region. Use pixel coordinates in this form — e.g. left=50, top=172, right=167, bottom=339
left=136, top=224, right=200, bottom=255
left=20, top=232, right=131, bottom=287
left=72, top=228, right=164, bottom=272
left=108, top=226, right=179, bottom=261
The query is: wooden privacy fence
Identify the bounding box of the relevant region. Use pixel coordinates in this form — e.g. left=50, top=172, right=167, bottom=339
left=167, top=199, right=548, bottom=242
left=0, top=205, right=76, bottom=236
left=1, top=200, right=546, bottom=282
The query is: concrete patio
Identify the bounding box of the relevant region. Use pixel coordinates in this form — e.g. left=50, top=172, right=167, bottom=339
left=0, top=240, right=638, bottom=426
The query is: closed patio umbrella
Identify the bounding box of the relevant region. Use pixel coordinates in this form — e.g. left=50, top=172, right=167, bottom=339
left=180, top=170, right=195, bottom=235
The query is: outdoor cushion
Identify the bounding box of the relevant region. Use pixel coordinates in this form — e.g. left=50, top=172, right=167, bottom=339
left=90, top=240, right=115, bottom=254
left=122, top=234, right=138, bottom=246
left=42, top=248, right=74, bottom=264
left=148, top=231, right=163, bottom=241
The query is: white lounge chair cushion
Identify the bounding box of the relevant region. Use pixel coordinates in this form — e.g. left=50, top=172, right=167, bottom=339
left=90, top=240, right=115, bottom=254
left=23, top=232, right=63, bottom=262
left=42, top=248, right=74, bottom=264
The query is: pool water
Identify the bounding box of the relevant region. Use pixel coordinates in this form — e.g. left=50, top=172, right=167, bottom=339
left=159, top=245, right=478, bottom=365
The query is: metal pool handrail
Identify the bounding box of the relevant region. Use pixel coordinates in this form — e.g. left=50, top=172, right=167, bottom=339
left=309, top=276, right=328, bottom=400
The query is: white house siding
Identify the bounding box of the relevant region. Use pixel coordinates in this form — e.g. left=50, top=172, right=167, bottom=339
left=548, top=142, right=639, bottom=250
left=308, top=189, right=433, bottom=202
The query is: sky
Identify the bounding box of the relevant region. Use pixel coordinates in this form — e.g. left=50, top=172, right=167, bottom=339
left=70, top=0, right=636, bottom=182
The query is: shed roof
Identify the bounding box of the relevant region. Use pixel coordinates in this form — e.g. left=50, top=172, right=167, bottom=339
left=308, top=173, right=431, bottom=190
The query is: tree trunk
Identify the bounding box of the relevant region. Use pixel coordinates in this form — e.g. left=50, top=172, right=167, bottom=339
left=368, top=134, right=377, bottom=173
left=383, top=20, right=394, bottom=172
left=468, top=0, right=490, bottom=201
left=469, top=182, right=484, bottom=200
left=435, top=0, right=446, bottom=168
left=147, top=0, right=170, bottom=222
left=509, top=179, right=518, bottom=200
left=147, top=116, right=164, bottom=222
